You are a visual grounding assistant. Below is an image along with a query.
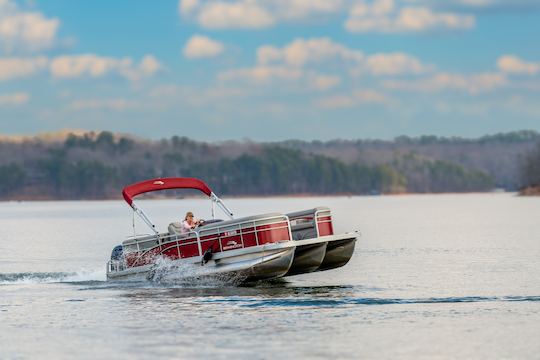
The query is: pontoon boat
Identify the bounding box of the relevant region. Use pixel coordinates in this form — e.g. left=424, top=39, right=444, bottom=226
left=106, top=178, right=358, bottom=282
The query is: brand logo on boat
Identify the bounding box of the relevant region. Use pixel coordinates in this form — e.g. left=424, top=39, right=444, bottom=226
left=223, top=240, right=242, bottom=251
left=224, top=230, right=237, bottom=237
left=153, top=180, right=165, bottom=185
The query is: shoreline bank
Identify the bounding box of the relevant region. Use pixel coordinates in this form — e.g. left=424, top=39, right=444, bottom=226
left=519, top=186, right=540, bottom=196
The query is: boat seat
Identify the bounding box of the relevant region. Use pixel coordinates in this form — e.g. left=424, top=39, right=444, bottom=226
left=110, top=245, right=123, bottom=260
left=291, top=222, right=317, bottom=240
left=291, top=221, right=314, bottom=232
left=292, top=227, right=318, bottom=240
left=168, top=222, right=185, bottom=235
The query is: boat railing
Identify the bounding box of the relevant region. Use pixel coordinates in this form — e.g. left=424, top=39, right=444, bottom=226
left=197, top=214, right=292, bottom=254
left=123, top=214, right=292, bottom=267
left=287, top=207, right=333, bottom=237
left=124, top=233, right=155, bottom=240
left=107, top=259, right=126, bottom=273
left=314, top=208, right=333, bottom=236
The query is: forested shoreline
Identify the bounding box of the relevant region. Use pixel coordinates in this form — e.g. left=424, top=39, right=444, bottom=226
left=0, top=130, right=539, bottom=200
left=519, top=141, right=540, bottom=195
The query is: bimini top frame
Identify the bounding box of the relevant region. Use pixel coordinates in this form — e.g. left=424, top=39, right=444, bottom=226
left=122, top=177, right=234, bottom=234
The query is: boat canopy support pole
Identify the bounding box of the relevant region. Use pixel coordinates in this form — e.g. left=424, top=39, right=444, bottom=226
left=131, top=202, right=159, bottom=235
left=211, top=192, right=234, bottom=219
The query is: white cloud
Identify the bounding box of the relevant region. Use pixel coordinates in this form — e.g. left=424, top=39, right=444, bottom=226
left=218, top=37, right=434, bottom=99
left=273, top=0, right=343, bottom=19
left=0, top=54, right=161, bottom=82
left=258, top=37, right=364, bottom=67
left=139, top=55, right=162, bottom=75
left=366, top=52, right=433, bottom=75
left=256, top=38, right=431, bottom=76
left=311, top=75, right=341, bottom=91
left=218, top=66, right=303, bottom=83
left=398, top=7, right=474, bottom=31
left=68, top=98, right=138, bottom=111
left=497, top=55, right=539, bottom=75
left=433, top=0, right=540, bottom=11
left=50, top=54, right=132, bottom=78
left=180, top=0, right=344, bottom=29
left=197, top=1, right=275, bottom=29
left=317, top=90, right=388, bottom=109
left=179, top=0, right=199, bottom=14
left=0, top=56, right=48, bottom=81
left=219, top=65, right=342, bottom=93
left=0, top=91, right=30, bottom=106
left=0, top=1, right=60, bottom=53
left=122, top=55, right=163, bottom=82
left=180, top=0, right=485, bottom=33
left=50, top=54, right=161, bottom=80
left=452, top=0, right=493, bottom=6
left=183, top=35, right=224, bottom=59
left=346, top=0, right=475, bottom=33
left=383, top=72, right=507, bottom=94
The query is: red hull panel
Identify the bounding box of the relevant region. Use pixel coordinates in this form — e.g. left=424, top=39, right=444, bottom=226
left=317, top=216, right=334, bottom=236
left=125, top=221, right=292, bottom=269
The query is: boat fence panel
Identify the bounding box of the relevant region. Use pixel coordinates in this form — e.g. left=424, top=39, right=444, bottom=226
left=315, top=209, right=333, bottom=236
left=198, top=215, right=291, bottom=252
left=120, top=214, right=293, bottom=269
left=107, top=260, right=126, bottom=272
left=286, top=207, right=334, bottom=238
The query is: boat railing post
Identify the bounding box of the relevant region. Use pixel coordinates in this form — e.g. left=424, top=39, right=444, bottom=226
left=195, top=230, right=202, bottom=258
left=131, top=201, right=159, bottom=235
left=284, top=215, right=293, bottom=241
left=314, top=209, right=321, bottom=237
left=211, top=192, right=234, bottom=219
left=254, top=220, right=259, bottom=246
left=238, top=223, right=244, bottom=247
left=218, top=225, right=223, bottom=252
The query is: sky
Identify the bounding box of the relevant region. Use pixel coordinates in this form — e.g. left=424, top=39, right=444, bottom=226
left=0, top=0, right=539, bottom=141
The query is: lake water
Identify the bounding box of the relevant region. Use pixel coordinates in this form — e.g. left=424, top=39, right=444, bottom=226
left=1, top=194, right=540, bottom=359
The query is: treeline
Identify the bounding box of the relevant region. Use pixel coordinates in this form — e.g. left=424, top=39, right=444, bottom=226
left=521, top=143, right=540, bottom=189
left=278, top=130, right=540, bottom=190
left=0, top=131, right=505, bottom=200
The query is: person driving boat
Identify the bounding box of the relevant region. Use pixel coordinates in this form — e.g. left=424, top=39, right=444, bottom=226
left=182, top=211, right=201, bottom=233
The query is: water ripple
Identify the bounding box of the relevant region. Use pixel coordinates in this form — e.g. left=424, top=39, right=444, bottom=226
left=215, top=295, right=540, bottom=308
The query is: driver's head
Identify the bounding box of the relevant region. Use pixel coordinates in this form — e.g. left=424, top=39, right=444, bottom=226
left=185, top=211, right=194, bottom=220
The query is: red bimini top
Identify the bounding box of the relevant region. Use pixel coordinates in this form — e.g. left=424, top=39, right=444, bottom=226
left=122, top=177, right=212, bottom=206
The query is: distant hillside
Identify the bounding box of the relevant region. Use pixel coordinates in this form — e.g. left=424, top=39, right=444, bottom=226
left=519, top=142, right=540, bottom=195
left=276, top=130, right=540, bottom=190
left=0, top=130, right=538, bottom=200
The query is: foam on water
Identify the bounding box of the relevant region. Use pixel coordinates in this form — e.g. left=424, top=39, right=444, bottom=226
left=1, top=258, right=246, bottom=288
left=147, top=256, right=249, bottom=286
left=0, top=269, right=106, bottom=285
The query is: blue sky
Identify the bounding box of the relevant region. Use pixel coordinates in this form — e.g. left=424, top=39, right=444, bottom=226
left=0, top=0, right=539, bottom=141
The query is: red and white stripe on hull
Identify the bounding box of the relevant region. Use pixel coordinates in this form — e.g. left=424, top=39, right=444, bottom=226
left=107, top=241, right=297, bottom=282
left=119, top=214, right=292, bottom=269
